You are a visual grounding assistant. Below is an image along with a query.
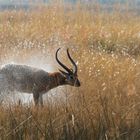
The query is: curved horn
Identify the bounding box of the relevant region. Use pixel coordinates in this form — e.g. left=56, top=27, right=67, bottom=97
left=67, top=48, right=77, bottom=74
left=56, top=48, right=72, bottom=73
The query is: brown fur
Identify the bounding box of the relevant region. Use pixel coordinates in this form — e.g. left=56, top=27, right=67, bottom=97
left=0, top=64, right=80, bottom=106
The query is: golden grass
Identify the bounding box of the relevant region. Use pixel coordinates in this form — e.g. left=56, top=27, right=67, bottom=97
left=0, top=3, right=140, bottom=140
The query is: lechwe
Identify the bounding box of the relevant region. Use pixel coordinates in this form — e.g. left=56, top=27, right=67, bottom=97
left=0, top=48, right=80, bottom=106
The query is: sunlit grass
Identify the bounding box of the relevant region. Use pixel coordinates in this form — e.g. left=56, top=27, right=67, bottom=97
left=0, top=3, right=140, bottom=140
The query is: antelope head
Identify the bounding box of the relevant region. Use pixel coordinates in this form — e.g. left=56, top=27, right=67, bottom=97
left=56, top=48, right=80, bottom=87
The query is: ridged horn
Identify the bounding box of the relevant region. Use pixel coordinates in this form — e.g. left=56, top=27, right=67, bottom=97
left=67, top=48, right=77, bottom=74
left=56, top=48, right=72, bottom=73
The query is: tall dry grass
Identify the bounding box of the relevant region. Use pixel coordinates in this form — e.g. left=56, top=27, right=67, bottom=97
left=0, top=3, right=140, bottom=140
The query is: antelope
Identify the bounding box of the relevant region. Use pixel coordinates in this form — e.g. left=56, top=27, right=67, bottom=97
left=0, top=48, right=80, bottom=106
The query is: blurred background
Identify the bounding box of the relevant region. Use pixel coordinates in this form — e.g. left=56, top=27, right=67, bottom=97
left=0, top=0, right=140, bottom=10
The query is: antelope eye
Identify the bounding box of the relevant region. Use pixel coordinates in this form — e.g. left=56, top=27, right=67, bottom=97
left=70, top=75, right=73, bottom=79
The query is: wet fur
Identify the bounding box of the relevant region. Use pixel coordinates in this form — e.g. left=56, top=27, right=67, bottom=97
left=0, top=64, right=66, bottom=106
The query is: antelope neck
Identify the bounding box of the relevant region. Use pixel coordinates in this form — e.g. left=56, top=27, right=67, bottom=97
left=49, top=72, right=66, bottom=89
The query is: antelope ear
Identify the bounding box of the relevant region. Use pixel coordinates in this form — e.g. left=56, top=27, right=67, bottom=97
left=70, top=68, right=73, bottom=72
left=59, top=69, right=68, bottom=76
